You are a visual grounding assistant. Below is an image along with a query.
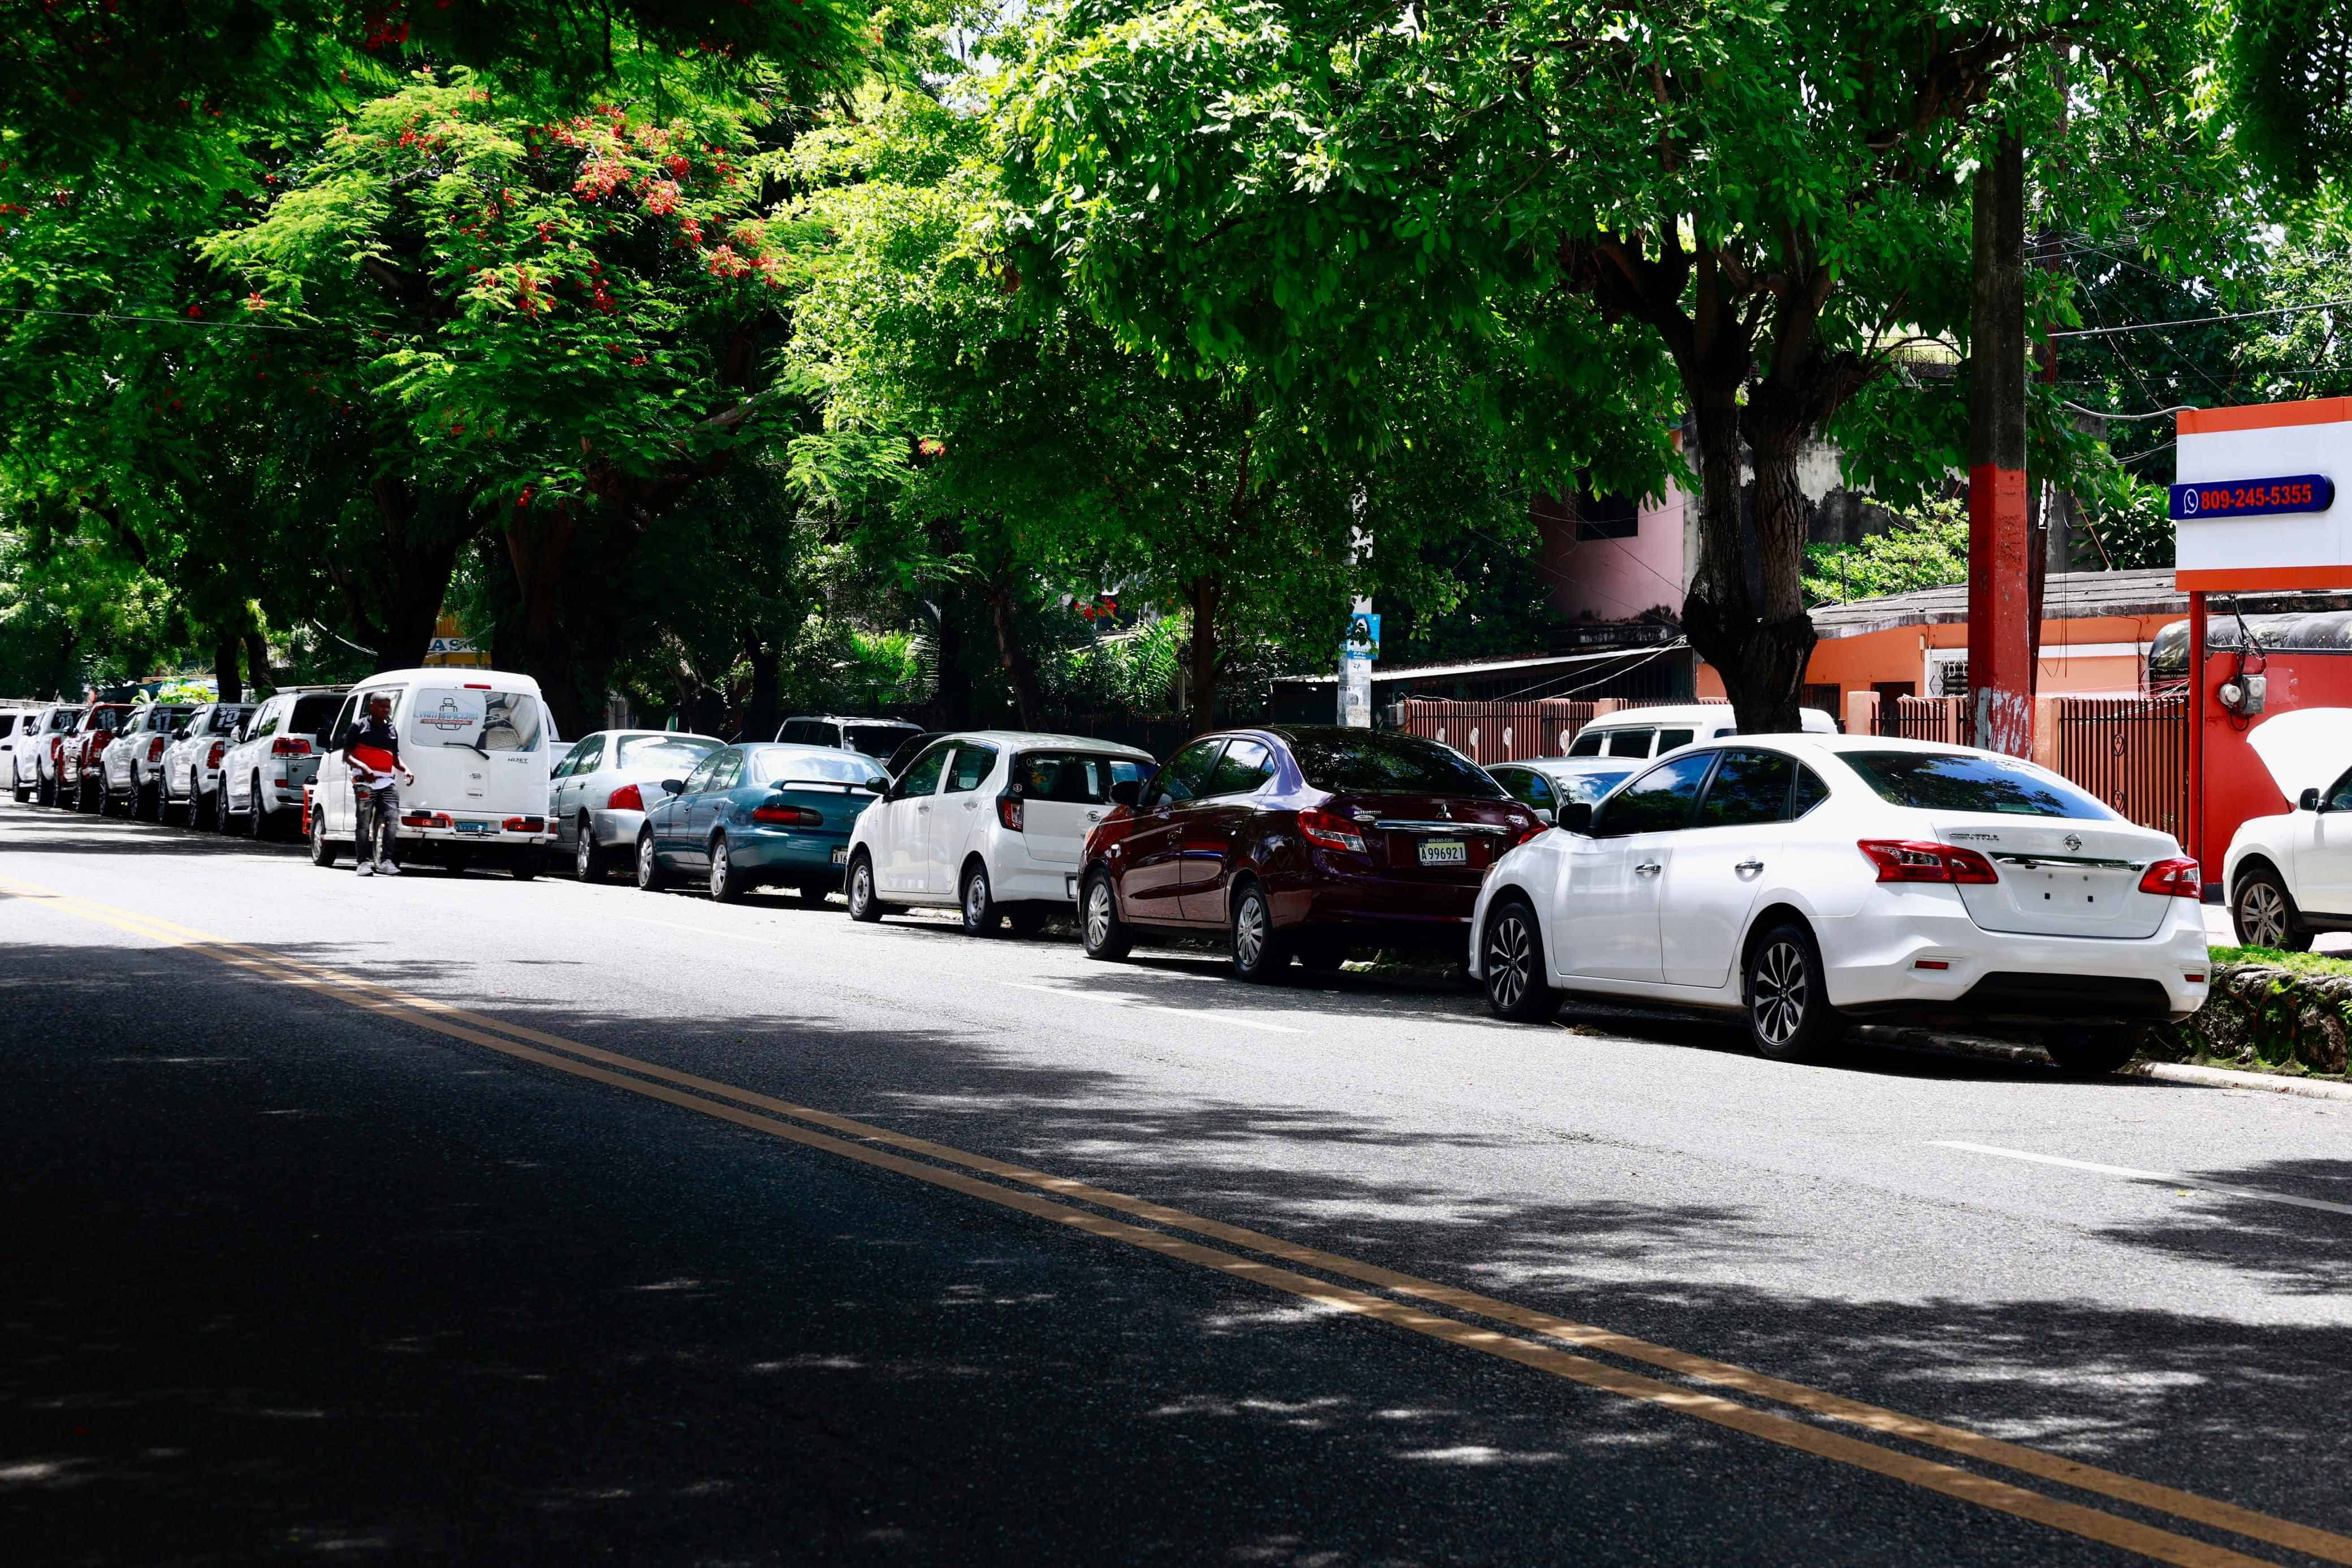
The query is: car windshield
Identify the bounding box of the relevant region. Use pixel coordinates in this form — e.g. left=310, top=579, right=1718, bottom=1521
left=1546, top=768, right=1633, bottom=805
left=842, top=724, right=916, bottom=759
left=751, top=747, right=884, bottom=786
left=1841, top=750, right=2120, bottom=820
left=1287, top=731, right=1505, bottom=796
left=616, top=735, right=719, bottom=773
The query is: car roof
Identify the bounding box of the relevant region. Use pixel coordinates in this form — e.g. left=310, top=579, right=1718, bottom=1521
left=926, top=730, right=1156, bottom=757
left=584, top=729, right=720, bottom=743
left=1507, top=755, right=1639, bottom=774
left=784, top=714, right=920, bottom=727
left=1580, top=703, right=1836, bottom=729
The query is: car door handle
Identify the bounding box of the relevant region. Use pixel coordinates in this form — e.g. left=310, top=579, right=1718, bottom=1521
left=916, top=804, right=930, bottom=814
left=963, top=799, right=979, bottom=811
left=1736, top=859, right=1764, bottom=875
left=1635, top=860, right=1663, bottom=877
left=1086, top=810, right=1102, bottom=821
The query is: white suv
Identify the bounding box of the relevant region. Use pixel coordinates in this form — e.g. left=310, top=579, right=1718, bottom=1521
left=844, top=730, right=1155, bottom=935
left=159, top=701, right=256, bottom=826
left=6, top=704, right=67, bottom=802
left=98, top=703, right=197, bottom=818
left=218, top=687, right=348, bottom=837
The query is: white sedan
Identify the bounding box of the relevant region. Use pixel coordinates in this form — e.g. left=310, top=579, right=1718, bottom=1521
left=1467, top=734, right=2209, bottom=1074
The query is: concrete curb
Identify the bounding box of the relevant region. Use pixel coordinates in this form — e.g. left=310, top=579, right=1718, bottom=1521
left=2127, top=1059, right=2352, bottom=1104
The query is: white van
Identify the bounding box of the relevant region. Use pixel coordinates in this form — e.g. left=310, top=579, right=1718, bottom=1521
left=1564, top=701, right=1838, bottom=761
left=306, top=669, right=556, bottom=877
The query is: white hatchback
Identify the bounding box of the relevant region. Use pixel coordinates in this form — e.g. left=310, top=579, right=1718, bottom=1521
left=2223, top=707, right=2352, bottom=949
left=1468, top=734, right=2208, bottom=1073
left=843, top=730, right=1156, bottom=934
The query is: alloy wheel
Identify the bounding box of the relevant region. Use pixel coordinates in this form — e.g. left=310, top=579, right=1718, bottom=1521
left=575, top=824, right=596, bottom=880
left=1084, top=880, right=1114, bottom=948
left=2239, top=880, right=2289, bottom=947
left=1233, top=893, right=1268, bottom=971
left=1485, top=911, right=1533, bottom=1012
left=1751, top=940, right=1809, bottom=1049
left=710, top=839, right=732, bottom=900
left=637, top=833, right=658, bottom=890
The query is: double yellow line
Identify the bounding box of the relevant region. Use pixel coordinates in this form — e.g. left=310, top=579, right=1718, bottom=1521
left=11, top=873, right=2345, bottom=1568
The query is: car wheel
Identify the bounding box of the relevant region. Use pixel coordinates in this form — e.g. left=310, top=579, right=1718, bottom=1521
left=1743, top=920, right=1845, bottom=1062
left=574, top=817, right=604, bottom=882
left=1080, top=868, right=1132, bottom=960
left=1481, top=898, right=1559, bottom=1023
left=1229, top=881, right=1289, bottom=982
left=150, top=777, right=171, bottom=822
left=510, top=850, right=539, bottom=881
left=708, top=835, right=742, bottom=902
left=2046, top=1024, right=2140, bottom=1077
left=846, top=851, right=883, bottom=922
left=187, top=785, right=208, bottom=830
left=635, top=830, right=667, bottom=892
left=309, top=805, right=338, bottom=868
left=12, top=765, right=29, bottom=804
left=1006, top=904, right=1050, bottom=938
left=2232, top=866, right=2311, bottom=952
left=247, top=779, right=271, bottom=839
left=959, top=863, right=1002, bottom=935
left=214, top=783, right=233, bottom=834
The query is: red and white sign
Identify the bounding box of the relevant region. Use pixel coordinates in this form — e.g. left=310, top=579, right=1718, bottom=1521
left=2176, top=397, right=2352, bottom=590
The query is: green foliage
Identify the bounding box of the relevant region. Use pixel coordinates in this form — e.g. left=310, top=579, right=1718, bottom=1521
left=1803, top=504, right=1970, bottom=607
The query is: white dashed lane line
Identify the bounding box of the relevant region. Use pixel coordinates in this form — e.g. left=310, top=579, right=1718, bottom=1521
left=1932, top=1140, right=2352, bottom=1218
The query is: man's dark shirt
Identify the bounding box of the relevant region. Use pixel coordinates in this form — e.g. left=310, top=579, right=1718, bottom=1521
left=339, top=715, right=401, bottom=765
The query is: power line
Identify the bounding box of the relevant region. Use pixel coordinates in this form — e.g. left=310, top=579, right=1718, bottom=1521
left=2050, top=298, right=2352, bottom=339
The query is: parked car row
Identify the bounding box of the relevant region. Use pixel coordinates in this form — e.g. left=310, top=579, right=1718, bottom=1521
left=14, top=681, right=2209, bottom=1072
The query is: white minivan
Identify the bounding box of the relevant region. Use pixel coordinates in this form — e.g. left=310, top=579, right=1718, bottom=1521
left=1565, top=701, right=1838, bottom=761
left=306, top=669, right=556, bottom=877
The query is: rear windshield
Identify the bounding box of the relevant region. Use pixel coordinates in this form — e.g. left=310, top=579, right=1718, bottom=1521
left=288, top=694, right=344, bottom=739
left=1017, top=751, right=1145, bottom=803
left=842, top=724, right=916, bottom=759
left=616, top=734, right=719, bottom=773
left=409, top=688, right=541, bottom=752
left=89, top=706, right=133, bottom=729
left=1840, top=751, right=2118, bottom=820
left=751, top=747, right=884, bottom=786
left=208, top=707, right=251, bottom=734
left=1287, top=732, right=1504, bottom=797
left=151, top=706, right=194, bottom=729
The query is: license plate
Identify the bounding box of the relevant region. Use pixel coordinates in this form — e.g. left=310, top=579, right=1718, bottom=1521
left=454, top=820, right=491, bottom=834
left=1417, top=839, right=1468, bottom=866
left=831, top=847, right=848, bottom=865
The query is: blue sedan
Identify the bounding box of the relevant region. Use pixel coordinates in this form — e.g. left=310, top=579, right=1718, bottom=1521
left=635, top=743, right=887, bottom=903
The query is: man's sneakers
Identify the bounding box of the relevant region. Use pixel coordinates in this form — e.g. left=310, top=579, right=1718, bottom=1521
left=375, top=859, right=401, bottom=876
left=356, top=860, right=373, bottom=877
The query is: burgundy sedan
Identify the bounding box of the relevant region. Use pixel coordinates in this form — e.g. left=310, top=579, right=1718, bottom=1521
left=1078, top=726, right=1544, bottom=980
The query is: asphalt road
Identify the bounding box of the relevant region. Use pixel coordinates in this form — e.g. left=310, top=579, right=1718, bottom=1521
left=5, top=799, right=2350, bottom=1568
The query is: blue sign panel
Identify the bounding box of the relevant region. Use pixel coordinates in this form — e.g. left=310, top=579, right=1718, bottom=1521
left=2169, top=474, right=2335, bottom=521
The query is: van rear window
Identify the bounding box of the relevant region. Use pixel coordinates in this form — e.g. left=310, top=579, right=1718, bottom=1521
left=410, top=688, right=542, bottom=752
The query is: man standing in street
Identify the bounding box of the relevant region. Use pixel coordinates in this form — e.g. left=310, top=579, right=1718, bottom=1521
left=340, top=692, right=413, bottom=877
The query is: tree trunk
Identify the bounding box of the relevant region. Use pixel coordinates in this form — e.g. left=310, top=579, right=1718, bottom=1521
left=930, top=597, right=972, bottom=728
left=983, top=581, right=1044, bottom=730
left=241, top=627, right=274, bottom=694
left=1680, top=398, right=1814, bottom=732
left=743, top=633, right=779, bottom=742
left=1187, top=575, right=1221, bottom=734
left=503, top=510, right=589, bottom=737
left=213, top=635, right=243, bottom=705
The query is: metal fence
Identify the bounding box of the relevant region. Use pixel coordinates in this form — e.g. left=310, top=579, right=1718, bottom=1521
left=2052, top=695, right=2189, bottom=838
left=1396, top=699, right=1604, bottom=764
left=1878, top=695, right=1968, bottom=744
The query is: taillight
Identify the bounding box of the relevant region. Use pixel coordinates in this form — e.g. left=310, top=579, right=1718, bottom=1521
left=1297, top=807, right=1367, bottom=853
left=2138, top=857, right=2202, bottom=898
left=206, top=742, right=226, bottom=768
left=1857, top=839, right=1999, bottom=885
left=753, top=803, right=820, bottom=826
left=148, top=737, right=167, bottom=760
left=402, top=811, right=454, bottom=828
left=503, top=816, right=544, bottom=832
left=1508, top=816, right=1547, bottom=847
left=271, top=737, right=310, bottom=756
left=607, top=783, right=643, bottom=812
left=997, top=793, right=1024, bottom=831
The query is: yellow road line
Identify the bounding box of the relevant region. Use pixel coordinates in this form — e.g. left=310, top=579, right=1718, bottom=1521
left=9, top=876, right=2333, bottom=1568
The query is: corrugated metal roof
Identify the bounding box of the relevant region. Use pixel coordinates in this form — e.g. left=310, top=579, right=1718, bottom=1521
left=1809, top=568, right=2189, bottom=638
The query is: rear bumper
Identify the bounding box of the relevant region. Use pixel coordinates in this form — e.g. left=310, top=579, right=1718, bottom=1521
left=1819, top=903, right=2209, bottom=1021
left=733, top=826, right=853, bottom=881
left=1274, top=856, right=1482, bottom=936
left=588, top=807, right=647, bottom=848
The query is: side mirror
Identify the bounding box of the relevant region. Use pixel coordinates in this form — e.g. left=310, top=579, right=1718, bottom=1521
left=1109, top=779, right=1142, bottom=807
left=864, top=779, right=887, bottom=794
left=1559, top=802, right=1594, bottom=834
left=660, top=778, right=686, bottom=796
left=2303, top=787, right=2324, bottom=813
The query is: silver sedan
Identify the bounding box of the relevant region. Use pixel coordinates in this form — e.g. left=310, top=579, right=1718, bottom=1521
left=550, top=729, right=724, bottom=881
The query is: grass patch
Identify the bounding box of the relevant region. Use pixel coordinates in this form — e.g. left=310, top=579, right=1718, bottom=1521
left=2208, top=944, right=2352, bottom=979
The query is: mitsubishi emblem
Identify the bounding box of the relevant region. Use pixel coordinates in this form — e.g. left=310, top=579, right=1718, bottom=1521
left=1438, top=802, right=1451, bottom=819
left=2063, top=833, right=2083, bottom=852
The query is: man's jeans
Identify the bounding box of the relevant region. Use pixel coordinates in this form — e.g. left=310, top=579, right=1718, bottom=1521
left=355, top=784, right=399, bottom=865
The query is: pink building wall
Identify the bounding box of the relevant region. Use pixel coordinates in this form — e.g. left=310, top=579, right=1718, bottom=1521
left=1534, top=472, right=1693, bottom=625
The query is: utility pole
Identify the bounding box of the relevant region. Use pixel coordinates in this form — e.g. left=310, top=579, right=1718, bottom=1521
left=1967, top=129, right=2034, bottom=756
